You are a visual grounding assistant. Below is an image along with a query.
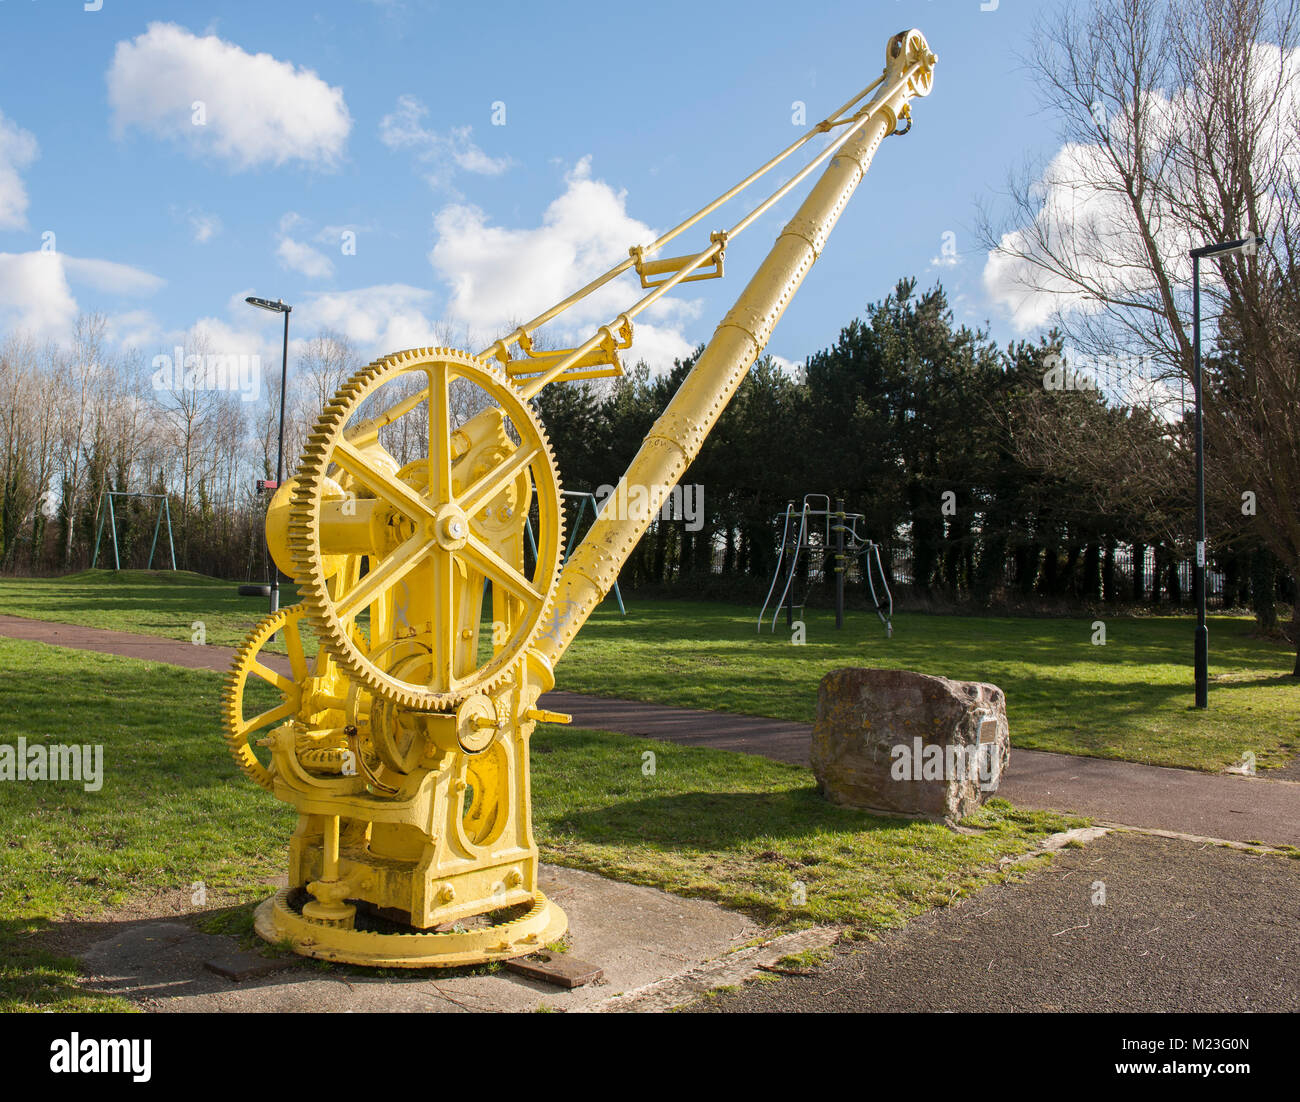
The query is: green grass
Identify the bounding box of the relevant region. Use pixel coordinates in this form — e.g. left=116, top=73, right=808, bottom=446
left=0, top=639, right=297, bottom=1011
left=0, top=637, right=1079, bottom=1010
left=0, top=917, right=135, bottom=1013
left=533, top=726, right=1081, bottom=929
left=0, top=569, right=302, bottom=651
left=0, top=571, right=1292, bottom=770
left=555, top=601, right=1299, bottom=772
left=775, top=946, right=833, bottom=970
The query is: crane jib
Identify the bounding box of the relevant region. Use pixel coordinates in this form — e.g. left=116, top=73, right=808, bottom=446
left=536, top=29, right=936, bottom=668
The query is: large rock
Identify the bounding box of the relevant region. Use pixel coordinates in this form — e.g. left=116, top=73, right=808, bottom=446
left=810, top=668, right=1010, bottom=823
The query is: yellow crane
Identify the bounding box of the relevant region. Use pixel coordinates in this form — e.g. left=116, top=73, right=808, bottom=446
left=222, top=28, right=936, bottom=967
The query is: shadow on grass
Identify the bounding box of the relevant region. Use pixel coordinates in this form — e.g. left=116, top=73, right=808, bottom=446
left=550, top=788, right=919, bottom=850
left=6, top=897, right=512, bottom=1013
left=1207, top=671, right=1300, bottom=688
left=0, top=915, right=133, bottom=1012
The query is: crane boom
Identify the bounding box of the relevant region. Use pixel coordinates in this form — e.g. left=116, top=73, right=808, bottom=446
left=535, top=29, right=936, bottom=670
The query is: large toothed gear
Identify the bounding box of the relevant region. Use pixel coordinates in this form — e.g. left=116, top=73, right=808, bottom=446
left=289, top=347, right=564, bottom=712
left=222, top=604, right=312, bottom=790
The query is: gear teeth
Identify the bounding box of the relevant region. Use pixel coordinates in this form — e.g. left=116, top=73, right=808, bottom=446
left=286, top=347, right=565, bottom=713
left=220, top=604, right=309, bottom=791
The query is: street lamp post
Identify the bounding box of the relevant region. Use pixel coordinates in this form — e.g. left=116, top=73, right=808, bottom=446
left=1186, top=234, right=1262, bottom=709
left=245, top=296, right=292, bottom=619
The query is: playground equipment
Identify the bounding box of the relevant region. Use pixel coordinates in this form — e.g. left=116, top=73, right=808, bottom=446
left=758, top=495, right=894, bottom=636
left=221, top=29, right=935, bottom=967
left=525, top=489, right=626, bottom=615
left=90, top=491, right=176, bottom=571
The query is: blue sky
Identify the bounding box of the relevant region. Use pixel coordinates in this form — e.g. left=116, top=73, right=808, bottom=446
left=0, top=0, right=1062, bottom=376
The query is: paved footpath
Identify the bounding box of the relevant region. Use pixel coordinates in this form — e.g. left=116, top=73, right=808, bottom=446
left=699, top=829, right=1300, bottom=1013
left=3, top=613, right=1296, bottom=846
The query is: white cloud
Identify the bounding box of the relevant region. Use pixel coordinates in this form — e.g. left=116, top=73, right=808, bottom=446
left=0, top=253, right=78, bottom=338
left=984, top=44, right=1300, bottom=334
left=0, top=110, right=38, bottom=230
left=380, top=95, right=510, bottom=189
left=277, top=236, right=334, bottom=280
left=295, top=284, right=440, bottom=355
left=107, top=23, right=351, bottom=170
left=627, top=323, right=695, bottom=371
left=170, top=204, right=223, bottom=243
left=190, top=210, right=222, bottom=243
left=183, top=316, right=277, bottom=359
left=63, top=256, right=166, bottom=296
left=104, top=310, right=163, bottom=352
left=318, top=222, right=367, bottom=244
left=107, top=312, right=268, bottom=369
left=982, top=141, right=1138, bottom=332
left=0, top=252, right=163, bottom=341
left=428, top=158, right=696, bottom=372
left=273, top=212, right=335, bottom=280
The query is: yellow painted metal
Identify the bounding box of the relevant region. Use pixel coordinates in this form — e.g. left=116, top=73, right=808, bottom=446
left=526, top=708, right=572, bottom=725
left=630, top=231, right=727, bottom=289
left=289, top=348, right=565, bottom=714
left=236, top=349, right=569, bottom=961
left=498, top=317, right=633, bottom=383
left=227, top=28, right=934, bottom=968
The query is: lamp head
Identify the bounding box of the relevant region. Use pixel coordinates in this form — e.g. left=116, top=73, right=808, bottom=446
left=1190, top=233, right=1265, bottom=260
left=245, top=296, right=291, bottom=313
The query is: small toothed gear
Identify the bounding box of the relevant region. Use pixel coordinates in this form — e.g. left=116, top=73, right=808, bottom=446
left=222, top=604, right=311, bottom=790
left=289, top=347, right=565, bottom=712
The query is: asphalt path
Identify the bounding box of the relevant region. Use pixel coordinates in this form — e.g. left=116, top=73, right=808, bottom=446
left=695, top=830, right=1300, bottom=1012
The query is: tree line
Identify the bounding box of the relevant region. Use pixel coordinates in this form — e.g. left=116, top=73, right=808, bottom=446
left=538, top=278, right=1293, bottom=630
left=0, top=276, right=1291, bottom=648
left=0, top=317, right=358, bottom=581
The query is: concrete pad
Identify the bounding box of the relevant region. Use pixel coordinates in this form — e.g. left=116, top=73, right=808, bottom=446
left=75, top=865, right=762, bottom=1013
left=595, top=925, right=841, bottom=1013
left=203, top=951, right=294, bottom=982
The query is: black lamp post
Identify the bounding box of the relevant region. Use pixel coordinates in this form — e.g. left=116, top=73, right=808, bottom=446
left=1187, top=234, right=1262, bottom=709
left=245, top=296, right=292, bottom=618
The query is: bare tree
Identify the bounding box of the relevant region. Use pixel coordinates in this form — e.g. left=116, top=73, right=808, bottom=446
left=298, top=329, right=360, bottom=415
left=152, top=326, right=227, bottom=565
left=52, top=314, right=114, bottom=566
left=981, top=0, right=1300, bottom=670
left=0, top=333, right=39, bottom=567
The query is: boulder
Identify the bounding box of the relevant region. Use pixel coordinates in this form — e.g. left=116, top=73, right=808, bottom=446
left=810, top=668, right=1010, bottom=823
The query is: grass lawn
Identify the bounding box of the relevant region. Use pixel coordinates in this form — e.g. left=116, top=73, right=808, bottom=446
left=0, top=570, right=1294, bottom=771
left=0, top=569, right=302, bottom=651
left=557, top=600, right=1299, bottom=773
left=0, top=637, right=1082, bottom=1012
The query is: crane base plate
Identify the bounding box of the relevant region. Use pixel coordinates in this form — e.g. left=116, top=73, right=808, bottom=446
left=254, top=887, right=567, bottom=969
